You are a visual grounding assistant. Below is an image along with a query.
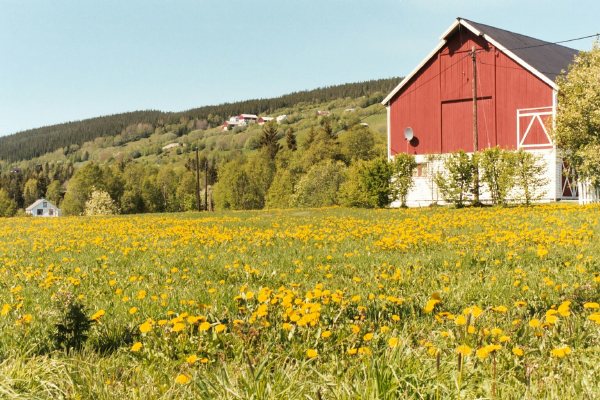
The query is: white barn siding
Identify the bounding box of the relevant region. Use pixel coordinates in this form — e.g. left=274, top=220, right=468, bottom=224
left=394, top=148, right=564, bottom=207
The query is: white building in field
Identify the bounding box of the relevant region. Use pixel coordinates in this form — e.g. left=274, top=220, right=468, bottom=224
left=26, top=198, right=61, bottom=217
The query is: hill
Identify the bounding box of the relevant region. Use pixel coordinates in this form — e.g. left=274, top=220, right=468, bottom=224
left=0, top=78, right=399, bottom=163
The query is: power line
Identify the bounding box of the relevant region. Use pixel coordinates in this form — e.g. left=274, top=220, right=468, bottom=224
left=503, top=33, right=600, bottom=51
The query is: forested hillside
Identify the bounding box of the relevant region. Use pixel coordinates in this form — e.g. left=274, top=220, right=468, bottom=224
left=0, top=78, right=399, bottom=162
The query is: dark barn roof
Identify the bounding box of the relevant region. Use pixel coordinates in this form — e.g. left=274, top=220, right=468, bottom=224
left=383, top=18, right=580, bottom=105
left=463, top=18, right=579, bottom=82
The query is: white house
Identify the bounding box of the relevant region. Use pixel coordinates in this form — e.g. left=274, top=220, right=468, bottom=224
left=26, top=198, right=61, bottom=217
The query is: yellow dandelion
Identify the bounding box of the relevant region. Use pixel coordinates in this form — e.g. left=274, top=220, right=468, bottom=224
left=90, top=309, right=105, bottom=322
left=388, top=337, right=399, bottom=348
left=130, top=342, right=143, bottom=352
left=175, top=374, right=191, bottom=384
left=306, top=349, right=318, bottom=358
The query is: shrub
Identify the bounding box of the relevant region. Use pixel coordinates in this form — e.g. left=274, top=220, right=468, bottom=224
left=513, top=150, right=548, bottom=205
left=434, top=151, right=475, bottom=207
left=391, top=153, right=417, bottom=207
left=479, top=147, right=516, bottom=205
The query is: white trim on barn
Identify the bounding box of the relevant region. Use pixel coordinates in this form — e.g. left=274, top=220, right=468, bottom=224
left=382, top=18, right=560, bottom=106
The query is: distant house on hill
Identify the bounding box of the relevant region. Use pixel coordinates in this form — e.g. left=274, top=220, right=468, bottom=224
left=276, top=115, right=287, bottom=123
left=238, top=114, right=259, bottom=124
left=26, top=198, right=61, bottom=217
left=258, top=116, right=274, bottom=125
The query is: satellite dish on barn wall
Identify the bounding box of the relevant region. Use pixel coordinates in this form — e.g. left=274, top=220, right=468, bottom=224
left=404, top=127, right=414, bottom=141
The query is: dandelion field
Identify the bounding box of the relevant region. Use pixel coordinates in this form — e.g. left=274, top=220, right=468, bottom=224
left=1, top=205, right=599, bottom=399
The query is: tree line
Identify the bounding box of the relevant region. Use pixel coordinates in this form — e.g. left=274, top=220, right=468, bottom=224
left=0, top=78, right=400, bottom=163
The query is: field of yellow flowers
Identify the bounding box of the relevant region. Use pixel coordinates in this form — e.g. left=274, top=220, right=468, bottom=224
left=0, top=204, right=599, bottom=399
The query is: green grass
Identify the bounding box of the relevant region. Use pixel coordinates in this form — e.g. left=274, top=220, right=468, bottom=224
left=0, top=205, right=599, bottom=399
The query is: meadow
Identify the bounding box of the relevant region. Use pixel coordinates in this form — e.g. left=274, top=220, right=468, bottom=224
left=0, top=205, right=599, bottom=399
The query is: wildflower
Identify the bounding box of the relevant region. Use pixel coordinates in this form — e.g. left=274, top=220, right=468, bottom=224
left=306, top=349, right=318, bottom=358
left=215, top=324, right=226, bottom=333
left=90, top=309, right=105, bottom=322
left=130, top=342, right=143, bottom=352
left=186, top=355, right=198, bottom=364
left=512, top=347, right=524, bottom=357
left=492, top=305, right=508, bottom=313
left=424, top=299, right=440, bottom=314
left=551, top=346, right=572, bottom=358
left=321, top=331, right=332, bottom=339
left=1, top=304, right=10, bottom=316
left=455, top=315, right=467, bottom=326
left=172, top=323, right=186, bottom=333
left=363, top=332, right=374, bottom=341
left=129, top=307, right=138, bottom=315
left=139, top=320, right=153, bottom=333
left=175, top=374, right=191, bottom=384
left=199, top=322, right=211, bottom=331
left=583, top=302, right=599, bottom=309
left=388, top=337, right=399, bottom=348
left=456, top=345, right=472, bottom=357
left=528, top=318, right=541, bottom=328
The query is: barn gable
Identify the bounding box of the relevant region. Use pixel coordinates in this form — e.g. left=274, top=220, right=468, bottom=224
left=383, top=18, right=578, bottom=105
left=383, top=18, right=580, bottom=206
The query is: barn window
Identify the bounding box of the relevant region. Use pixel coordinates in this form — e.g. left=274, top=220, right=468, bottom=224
left=43, top=202, right=47, bottom=208
left=37, top=209, right=43, bottom=216
left=49, top=209, right=54, bottom=216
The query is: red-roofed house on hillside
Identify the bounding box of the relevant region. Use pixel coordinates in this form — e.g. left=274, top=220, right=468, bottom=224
left=382, top=17, right=580, bottom=206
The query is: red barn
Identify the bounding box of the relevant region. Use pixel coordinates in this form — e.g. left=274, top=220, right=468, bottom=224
left=382, top=18, right=579, bottom=206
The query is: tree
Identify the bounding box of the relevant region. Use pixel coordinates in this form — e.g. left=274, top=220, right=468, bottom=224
left=390, top=153, right=417, bottom=207
left=45, top=180, right=63, bottom=206
left=0, top=189, right=17, bottom=217
left=84, top=189, right=119, bottom=215
left=290, top=160, right=346, bottom=208
left=479, top=147, right=515, bottom=205
left=339, top=158, right=392, bottom=208
left=23, top=178, right=40, bottom=207
left=554, top=43, right=600, bottom=184
left=285, top=128, right=297, bottom=151
left=434, top=151, right=475, bottom=207
left=61, top=163, right=105, bottom=215
left=340, top=125, right=376, bottom=162
left=513, top=150, right=548, bottom=206
left=259, top=122, right=282, bottom=160
left=213, top=158, right=264, bottom=210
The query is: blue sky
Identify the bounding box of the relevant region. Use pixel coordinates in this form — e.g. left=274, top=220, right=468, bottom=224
left=1, top=0, right=598, bottom=136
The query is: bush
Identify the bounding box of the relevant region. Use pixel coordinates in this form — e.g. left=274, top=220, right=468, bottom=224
left=84, top=188, right=119, bottom=216
left=391, top=153, right=417, bottom=207
left=479, top=147, right=515, bottom=205
left=513, top=150, right=548, bottom=205
left=434, top=151, right=475, bottom=207
left=290, top=161, right=346, bottom=207
left=339, top=158, right=392, bottom=208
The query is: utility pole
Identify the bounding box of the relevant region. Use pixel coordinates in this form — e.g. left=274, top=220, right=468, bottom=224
left=471, top=46, right=481, bottom=205
left=204, top=160, right=209, bottom=211
left=195, top=147, right=201, bottom=211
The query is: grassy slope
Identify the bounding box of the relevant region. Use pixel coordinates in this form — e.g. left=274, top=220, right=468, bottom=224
left=12, top=98, right=387, bottom=170
left=0, top=204, right=599, bottom=399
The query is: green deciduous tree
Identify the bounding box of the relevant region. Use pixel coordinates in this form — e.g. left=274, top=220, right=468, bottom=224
left=513, top=150, right=548, bottom=206
left=554, top=43, right=600, bottom=185
left=391, top=153, right=417, bottom=207
left=290, top=160, right=346, bottom=208
left=0, top=189, right=18, bottom=217
left=45, top=180, right=63, bottom=206
left=339, top=158, right=392, bottom=208
left=23, top=178, right=40, bottom=207
left=84, top=188, right=119, bottom=216
left=434, top=151, right=475, bottom=208
left=479, top=147, right=515, bottom=205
